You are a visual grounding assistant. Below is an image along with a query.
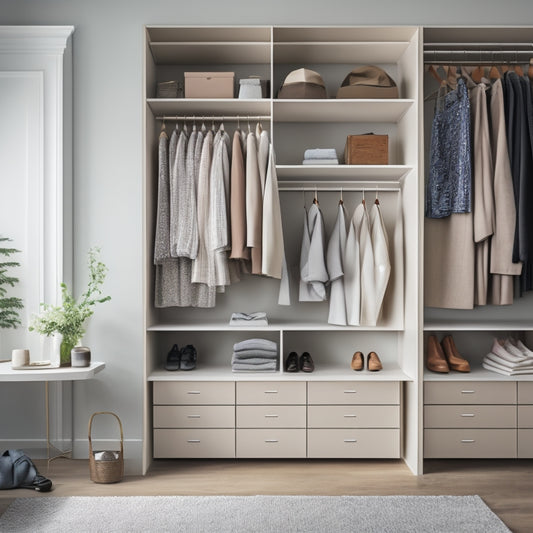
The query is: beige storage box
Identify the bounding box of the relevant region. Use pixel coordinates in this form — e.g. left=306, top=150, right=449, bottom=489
left=344, top=134, right=388, bottom=165
left=184, top=72, right=234, bottom=98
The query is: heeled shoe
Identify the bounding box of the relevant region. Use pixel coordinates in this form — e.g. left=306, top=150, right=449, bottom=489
left=441, top=335, right=470, bottom=372
left=426, top=335, right=449, bottom=373
left=285, top=352, right=299, bottom=372
left=367, top=351, right=383, bottom=372
left=351, top=351, right=364, bottom=371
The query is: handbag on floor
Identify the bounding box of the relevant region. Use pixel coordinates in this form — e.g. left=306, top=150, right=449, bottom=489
left=0, top=449, right=52, bottom=492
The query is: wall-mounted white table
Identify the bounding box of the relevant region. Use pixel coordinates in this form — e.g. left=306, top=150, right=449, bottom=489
left=0, top=361, right=105, bottom=465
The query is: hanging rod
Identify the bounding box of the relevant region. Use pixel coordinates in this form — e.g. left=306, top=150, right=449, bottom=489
left=279, top=186, right=400, bottom=192
left=156, top=115, right=271, bottom=121
left=424, top=49, right=533, bottom=65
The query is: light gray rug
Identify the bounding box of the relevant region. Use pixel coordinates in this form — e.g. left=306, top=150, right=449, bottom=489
left=0, top=495, right=509, bottom=532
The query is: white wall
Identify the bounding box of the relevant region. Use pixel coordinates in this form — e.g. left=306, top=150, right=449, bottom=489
left=2, top=0, right=533, bottom=474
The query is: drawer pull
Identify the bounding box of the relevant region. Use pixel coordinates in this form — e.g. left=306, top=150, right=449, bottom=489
left=187, top=391, right=201, bottom=395
left=461, top=439, right=475, bottom=443
left=344, top=414, right=357, bottom=418
left=265, top=439, right=279, bottom=443
left=461, top=390, right=475, bottom=394
left=344, top=439, right=357, bottom=443
left=187, top=415, right=201, bottom=419
left=461, top=414, right=475, bottom=417
left=264, top=414, right=279, bottom=418
left=343, top=390, right=357, bottom=394
left=264, top=390, right=278, bottom=394
left=187, top=439, right=201, bottom=443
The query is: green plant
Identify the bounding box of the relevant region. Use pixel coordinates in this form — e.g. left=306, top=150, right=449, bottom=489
left=29, top=247, right=111, bottom=347
left=0, top=236, right=24, bottom=329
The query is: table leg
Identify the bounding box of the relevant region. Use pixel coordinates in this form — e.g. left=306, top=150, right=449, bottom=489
left=46, top=381, right=72, bottom=469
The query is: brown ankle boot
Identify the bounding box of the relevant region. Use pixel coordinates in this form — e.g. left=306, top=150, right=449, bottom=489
left=441, top=335, right=470, bottom=372
left=426, top=335, right=449, bottom=373
left=351, top=351, right=364, bottom=371
left=367, top=351, right=383, bottom=372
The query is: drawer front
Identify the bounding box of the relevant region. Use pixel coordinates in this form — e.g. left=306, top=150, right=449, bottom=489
left=153, top=429, right=235, bottom=458
left=236, top=429, right=306, bottom=458
left=308, top=429, right=400, bottom=458
left=424, top=381, right=516, bottom=405
left=236, top=405, right=306, bottom=428
left=153, top=405, right=235, bottom=428
left=236, top=381, right=306, bottom=405
left=424, top=405, right=516, bottom=429
left=518, top=382, right=533, bottom=404
left=308, top=381, right=399, bottom=405
left=518, top=405, right=533, bottom=428
left=424, top=429, right=517, bottom=458
left=308, top=405, right=400, bottom=428
left=518, top=429, right=533, bottom=458
left=154, top=381, right=235, bottom=405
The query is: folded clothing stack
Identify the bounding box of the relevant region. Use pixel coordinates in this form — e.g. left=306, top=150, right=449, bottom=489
left=232, top=338, right=278, bottom=372
left=229, top=312, right=268, bottom=327
left=302, top=148, right=339, bottom=165
left=483, top=338, right=533, bottom=376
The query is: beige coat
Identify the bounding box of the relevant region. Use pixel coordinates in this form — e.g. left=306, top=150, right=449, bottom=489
left=246, top=132, right=262, bottom=274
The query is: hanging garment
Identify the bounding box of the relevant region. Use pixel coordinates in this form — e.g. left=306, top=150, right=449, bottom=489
left=246, top=131, right=263, bottom=274
left=300, top=202, right=328, bottom=301
left=154, top=129, right=170, bottom=265
left=489, top=78, right=522, bottom=305
left=369, top=199, right=391, bottom=325
left=170, top=129, right=188, bottom=257
left=470, top=82, right=495, bottom=306
left=257, top=127, right=269, bottom=195
left=344, top=207, right=361, bottom=325
left=426, top=77, right=472, bottom=218
left=326, top=202, right=348, bottom=326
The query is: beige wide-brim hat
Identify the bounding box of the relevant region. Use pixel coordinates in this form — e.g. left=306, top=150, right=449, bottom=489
left=337, top=65, right=398, bottom=99
left=278, top=68, right=327, bottom=99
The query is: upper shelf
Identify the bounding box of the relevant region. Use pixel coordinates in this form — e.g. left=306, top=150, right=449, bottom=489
left=424, top=320, right=533, bottom=331
left=273, top=99, right=414, bottom=123
left=276, top=165, right=413, bottom=182
left=147, top=98, right=271, bottom=117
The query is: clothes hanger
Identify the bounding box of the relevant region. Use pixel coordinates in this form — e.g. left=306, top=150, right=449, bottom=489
left=339, top=187, right=344, bottom=206
left=375, top=187, right=380, bottom=206
left=362, top=188, right=366, bottom=207
left=159, top=119, right=167, bottom=138
left=528, top=58, right=533, bottom=81
left=313, top=186, right=319, bottom=205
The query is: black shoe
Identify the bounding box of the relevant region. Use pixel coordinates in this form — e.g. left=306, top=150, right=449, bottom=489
left=299, top=352, right=314, bottom=372
left=285, top=352, right=299, bottom=372
left=165, top=344, right=181, bottom=371
left=22, top=474, right=52, bottom=492
left=180, top=345, right=197, bottom=371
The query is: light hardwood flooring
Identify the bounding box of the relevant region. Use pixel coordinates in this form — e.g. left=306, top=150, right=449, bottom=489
left=1, top=459, right=532, bottom=532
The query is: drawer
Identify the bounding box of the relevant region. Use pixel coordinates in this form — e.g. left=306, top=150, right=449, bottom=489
left=518, top=382, right=533, bottom=404
left=236, top=381, right=306, bottom=405
left=424, top=381, right=516, bottom=405
left=236, top=429, right=306, bottom=458
left=518, top=405, right=533, bottom=428
left=518, top=429, right=533, bottom=458
left=308, top=381, right=399, bottom=405
left=424, top=429, right=517, bottom=458
left=236, top=405, right=306, bottom=428
left=424, top=405, right=516, bottom=429
left=153, top=428, right=235, bottom=458
left=308, top=405, right=399, bottom=428
left=153, top=405, right=235, bottom=428
left=153, top=381, right=235, bottom=405
left=308, top=429, right=400, bottom=458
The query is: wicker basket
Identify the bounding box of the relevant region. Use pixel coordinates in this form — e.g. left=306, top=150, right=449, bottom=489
left=88, top=411, right=124, bottom=484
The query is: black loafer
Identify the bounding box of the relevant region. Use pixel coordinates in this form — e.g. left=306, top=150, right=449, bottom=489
left=180, top=345, right=197, bottom=371
left=165, top=344, right=181, bottom=371
left=299, top=352, right=314, bottom=372
left=285, top=352, right=299, bottom=372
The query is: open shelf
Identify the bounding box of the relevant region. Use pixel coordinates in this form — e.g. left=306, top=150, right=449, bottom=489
left=276, top=164, right=412, bottom=181
left=147, top=98, right=271, bottom=117
left=424, top=321, right=533, bottom=331
left=424, top=367, right=533, bottom=382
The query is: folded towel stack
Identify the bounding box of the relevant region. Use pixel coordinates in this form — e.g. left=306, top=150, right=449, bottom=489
left=229, top=312, right=268, bottom=327
left=483, top=338, right=533, bottom=376
left=232, top=338, right=278, bottom=372
left=302, top=148, right=339, bottom=165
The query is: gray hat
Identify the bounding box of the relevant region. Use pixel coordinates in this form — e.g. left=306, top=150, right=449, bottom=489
left=337, top=66, right=398, bottom=99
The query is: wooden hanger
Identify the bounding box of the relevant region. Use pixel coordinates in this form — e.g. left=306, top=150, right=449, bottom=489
left=489, top=65, right=501, bottom=80
left=471, top=66, right=484, bottom=83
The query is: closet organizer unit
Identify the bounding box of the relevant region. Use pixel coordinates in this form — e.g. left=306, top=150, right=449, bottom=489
left=143, top=26, right=421, bottom=473
left=423, top=28, right=533, bottom=464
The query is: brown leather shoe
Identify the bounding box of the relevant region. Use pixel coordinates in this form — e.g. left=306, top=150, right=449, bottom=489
left=426, top=335, right=449, bottom=373
left=351, top=351, right=364, bottom=371
left=441, top=335, right=470, bottom=372
left=367, top=351, right=383, bottom=372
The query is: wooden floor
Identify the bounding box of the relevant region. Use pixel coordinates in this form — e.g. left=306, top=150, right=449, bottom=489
left=1, top=459, right=532, bottom=532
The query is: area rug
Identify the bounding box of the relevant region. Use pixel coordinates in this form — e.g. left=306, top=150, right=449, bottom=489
left=0, top=495, right=509, bottom=532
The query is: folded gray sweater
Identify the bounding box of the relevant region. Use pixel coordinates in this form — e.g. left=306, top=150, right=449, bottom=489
left=233, top=339, right=277, bottom=352
left=231, top=355, right=279, bottom=365
left=232, top=349, right=278, bottom=360
left=232, top=361, right=278, bottom=372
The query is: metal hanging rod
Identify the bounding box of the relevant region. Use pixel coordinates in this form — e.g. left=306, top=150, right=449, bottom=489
left=425, top=42, right=533, bottom=48
left=156, top=115, right=271, bottom=121
left=424, top=48, right=533, bottom=65
left=279, top=186, right=400, bottom=192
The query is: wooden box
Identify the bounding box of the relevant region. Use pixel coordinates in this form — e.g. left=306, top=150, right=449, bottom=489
left=344, top=134, right=388, bottom=165
left=184, top=72, right=234, bottom=98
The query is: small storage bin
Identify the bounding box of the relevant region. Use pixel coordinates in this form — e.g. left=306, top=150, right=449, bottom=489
left=184, top=72, right=234, bottom=98
left=239, top=78, right=262, bottom=99
left=88, top=411, right=124, bottom=484
left=344, top=134, right=388, bottom=165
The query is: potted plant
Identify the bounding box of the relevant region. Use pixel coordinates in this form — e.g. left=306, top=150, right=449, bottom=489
left=29, top=247, right=111, bottom=366
left=0, top=236, right=24, bottom=330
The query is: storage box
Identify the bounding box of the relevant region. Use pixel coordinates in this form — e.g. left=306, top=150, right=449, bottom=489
left=184, top=72, right=234, bottom=98
left=344, top=134, right=388, bottom=165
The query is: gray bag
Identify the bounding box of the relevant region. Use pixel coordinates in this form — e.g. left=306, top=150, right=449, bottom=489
left=0, top=449, right=52, bottom=491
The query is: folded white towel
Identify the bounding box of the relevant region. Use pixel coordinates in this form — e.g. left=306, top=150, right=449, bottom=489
left=304, top=148, right=337, bottom=160
left=302, top=158, right=339, bottom=165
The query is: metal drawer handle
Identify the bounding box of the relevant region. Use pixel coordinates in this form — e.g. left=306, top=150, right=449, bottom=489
left=344, top=414, right=357, bottom=418
left=343, top=390, right=357, bottom=394
left=461, top=414, right=475, bottom=417
left=187, top=439, right=201, bottom=443
left=264, top=390, right=278, bottom=394
left=461, top=439, right=475, bottom=443
left=187, top=391, right=201, bottom=395
left=265, top=414, right=279, bottom=418
left=461, top=390, right=475, bottom=394
left=344, top=439, right=357, bottom=443
left=265, top=439, right=279, bottom=443
left=187, top=415, right=201, bottom=418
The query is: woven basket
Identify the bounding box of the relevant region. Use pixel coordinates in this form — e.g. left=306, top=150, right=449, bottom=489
left=88, top=411, right=124, bottom=484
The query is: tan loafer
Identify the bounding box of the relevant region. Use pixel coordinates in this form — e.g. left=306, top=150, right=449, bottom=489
left=426, top=335, right=449, bottom=373
left=351, top=351, right=364, bottom=371
left=441, top=335, right=470, bottom=372
left=367, top=351, right=383, bottom=372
